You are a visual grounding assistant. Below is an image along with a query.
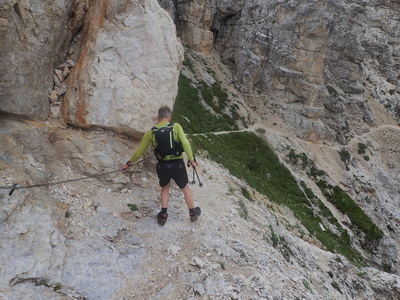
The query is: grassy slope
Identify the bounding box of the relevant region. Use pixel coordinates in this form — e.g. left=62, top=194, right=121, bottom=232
left=173, top=53, right=384, bottom=266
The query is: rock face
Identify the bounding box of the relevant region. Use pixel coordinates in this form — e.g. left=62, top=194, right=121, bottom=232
left=0, top=0, right=70, bottom=120
left=210, top=0, right=400, bottom=143
left=160, top=0, right=399, bottom=143
left=158, top=0, right=214, bottom=54
left=1, top=0, right=400, bottom=299
left=0, top=118, right=142, bottom=299
left=62, top=0, right=184, bottom=137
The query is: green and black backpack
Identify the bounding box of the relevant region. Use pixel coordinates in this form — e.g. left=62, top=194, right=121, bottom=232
left=151, top=122, right=183, bottom=161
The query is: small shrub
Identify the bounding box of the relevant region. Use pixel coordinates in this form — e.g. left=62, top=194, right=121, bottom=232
left=269, top=225, right=279, bottom=248
left=309, top=165, right=326, bottom=179
left=317, top=179, right=328, bottom=190
left=339, top=148, right=351, bottom=164
left=301, top=153, right=309, bottom=169
left=288, top=148, right=298, bottom=164
left=228, top=185, right=236, bottom=194
left=327, top=86, right=338, bottom=96
left=303, top=279, right=314, bottom=294
left=36, top=277, right=49, bottom=287
left=256, top=128, right=266, bottom=134
left=241, top=187, right=253, bottom=202
left=127, top=204, right=138, bottom=212
left=238, top=199, right=248, bottom=219
left=331, top=281, right=342, bottom=294
left=357, top=143, right=368, bottom=155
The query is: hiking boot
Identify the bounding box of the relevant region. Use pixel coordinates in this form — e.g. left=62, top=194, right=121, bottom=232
left=157, top=211, right=168, bottom=226
left=189, top=207, right=201, bottom=222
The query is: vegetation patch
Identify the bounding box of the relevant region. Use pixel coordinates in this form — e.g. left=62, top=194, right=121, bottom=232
left=241, top=187, right=253, bottom=202
left=324, top=186, right=383, bottom=241
left=127, top=203, right=139, bottom=212
left=331, top=281, right=342, bottom=294
left=174, top=61, right=242, bottom=133
left=290, top=149, right=384, bottom=244
left=357, top=143, right=368, bottom=155
left=238, top=199, right=249, bottom=220
left=287, top=148, right=309, bottom=169
left=326, top=85, right=338, bottom=96
left=357, top=143, right=370, bottom=161
left=192, top=132, right=364, bottom=265
left=173, top=53, right=374, bottom=266
left=338, top=148, right=351, bottom=171
left=173, top=74, right=233, bottom=133
left=269, top=226, right=293, bottom=262
left=35, top=277, right=50, bottom=287
left=303, top=279, right=314, bottom=294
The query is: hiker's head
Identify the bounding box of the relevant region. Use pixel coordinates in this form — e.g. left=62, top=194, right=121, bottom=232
left=157, top=106, right=172, bottom=121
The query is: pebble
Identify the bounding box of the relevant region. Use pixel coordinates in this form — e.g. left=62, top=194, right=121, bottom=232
left=191, top=257, right=206, bottom=269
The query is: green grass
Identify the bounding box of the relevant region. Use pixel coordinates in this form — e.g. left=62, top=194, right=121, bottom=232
left=269, top=225, right=293, bottom=262
left=127, top=204, right=138, bottom=212
left=339, top=148, right=351, bottom=170
left=192, top=132, right=365, bottom=265
left=173, top=74, right=236, bottom=133
left=357, top=143, right=368, bottom=155
left=325, top=186, right=383, bottom=241
left=290, top=148, right=384, bottom=243
left=173, top=52, right=374, bottom=267
left=241, top=187, right=253, bottom=202
left=287, top=149, right=309, bottom=169
left=35, top=277, right=49, bottom=286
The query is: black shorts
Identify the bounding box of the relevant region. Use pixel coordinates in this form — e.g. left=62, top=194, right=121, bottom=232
left=156, top=159, right=188, bottom=189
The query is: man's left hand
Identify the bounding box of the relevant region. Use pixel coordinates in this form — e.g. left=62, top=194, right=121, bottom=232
left=190, top=160, right=198, bottom=168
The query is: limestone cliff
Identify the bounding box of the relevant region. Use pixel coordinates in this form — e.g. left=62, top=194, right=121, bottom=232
left=1, top=0, right=400, bottom=299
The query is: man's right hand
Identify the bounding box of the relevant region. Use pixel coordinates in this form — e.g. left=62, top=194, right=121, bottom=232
left=190, top=160, right=198, bottom=168
left=121, top=164, right=130, bottom=171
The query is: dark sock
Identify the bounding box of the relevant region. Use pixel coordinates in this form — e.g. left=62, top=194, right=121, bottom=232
left=161, top=208, right=168, bottom=214
left=189, top=208, right=195, bottom=215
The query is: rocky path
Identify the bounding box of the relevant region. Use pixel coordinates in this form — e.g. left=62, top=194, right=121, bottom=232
left=2, top=118, right=400, bottom=299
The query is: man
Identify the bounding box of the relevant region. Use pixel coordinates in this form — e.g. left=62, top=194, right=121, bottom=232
left=122, top=106, right=201, bottom=226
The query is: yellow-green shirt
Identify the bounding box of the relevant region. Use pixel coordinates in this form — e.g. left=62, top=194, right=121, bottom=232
left=130, top=121, right=194, bottom=163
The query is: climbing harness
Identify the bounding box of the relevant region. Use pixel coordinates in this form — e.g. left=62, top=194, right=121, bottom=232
left=0, top=157, right=151, bottom=196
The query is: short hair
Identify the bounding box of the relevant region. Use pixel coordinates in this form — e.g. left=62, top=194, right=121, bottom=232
left=158, top=106, right=172, bottom=119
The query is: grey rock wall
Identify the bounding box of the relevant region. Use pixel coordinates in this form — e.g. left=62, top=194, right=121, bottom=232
left=0, top=0, right=70, bottom=120
left=160, top=0, right=399, bottom=143
left=213, top=0, right=399, bottom=142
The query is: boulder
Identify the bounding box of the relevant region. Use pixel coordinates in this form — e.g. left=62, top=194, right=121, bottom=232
left=62, top=0, right=184, bottom=138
